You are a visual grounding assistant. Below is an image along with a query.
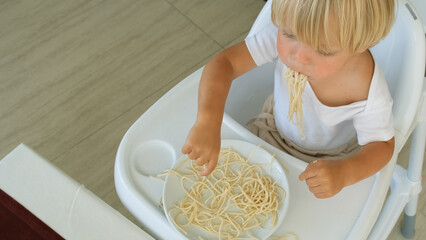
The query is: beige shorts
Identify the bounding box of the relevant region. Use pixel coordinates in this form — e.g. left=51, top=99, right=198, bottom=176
left=246, top=95, right=361, bottom=163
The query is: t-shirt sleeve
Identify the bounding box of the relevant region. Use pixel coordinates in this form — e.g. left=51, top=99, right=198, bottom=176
left=353, top=71, right=395, bottom=145
left=244, top=23, right=279, bottom=66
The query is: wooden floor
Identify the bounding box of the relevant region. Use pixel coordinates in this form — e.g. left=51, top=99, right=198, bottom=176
left=0, top=0, right=424, bottom=239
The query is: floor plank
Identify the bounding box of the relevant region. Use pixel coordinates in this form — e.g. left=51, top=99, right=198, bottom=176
left=167, top=0, right=265, bottom=47
left=0, top=0, right=220, bottom=161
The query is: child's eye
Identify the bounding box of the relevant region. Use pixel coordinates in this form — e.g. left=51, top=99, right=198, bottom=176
left=318, top=50, right=335, bottom=57
left=282, top=31, right=295, bottom=39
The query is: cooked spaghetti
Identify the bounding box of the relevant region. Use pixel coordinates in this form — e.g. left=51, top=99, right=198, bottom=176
left=272, top=233, right=299, bottom=240
left=284, top=68, right=308, bottom=139
left=165, top=148, right=285, bottom=239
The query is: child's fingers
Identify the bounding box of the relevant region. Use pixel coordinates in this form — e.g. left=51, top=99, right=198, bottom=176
left=299, top=160, right=319, bottom=181
left=314, top=192, right=329, bottom=199
left=196, top=157, right=208, bottom=166
left=308, top=185, right=323, bottom=194
left=188, top=149, right=201, bottom=160
left=181, top=143, right=191, bottom=155
left=305, top=177, right=321, bottom=187
left=200, top=158, right=218, bottom=176
left=299, top=166, right=318, bottom=181
left=307, top=160, right=318, bottom=169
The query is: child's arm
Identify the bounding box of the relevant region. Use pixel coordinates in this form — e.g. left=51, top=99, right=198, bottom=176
left=181, top=42, right=257, bottom=176
left=299, top=137, right=395, bottom=198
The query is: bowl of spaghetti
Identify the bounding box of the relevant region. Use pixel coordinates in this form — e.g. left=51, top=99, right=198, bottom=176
left=162, top=139, right=290, bottom=240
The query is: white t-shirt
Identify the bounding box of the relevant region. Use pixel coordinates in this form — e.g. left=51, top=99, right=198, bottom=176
left=245, top=23, right=394, bottom=150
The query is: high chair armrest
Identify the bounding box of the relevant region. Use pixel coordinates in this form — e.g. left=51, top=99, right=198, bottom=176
left=416, top=77, right=426, bottom=123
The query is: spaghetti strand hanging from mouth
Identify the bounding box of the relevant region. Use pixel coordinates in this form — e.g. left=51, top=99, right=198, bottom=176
left=284, top=68, right=308, bottom=139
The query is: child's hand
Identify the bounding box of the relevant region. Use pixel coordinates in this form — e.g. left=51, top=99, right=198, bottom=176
left=298, top=159, right=346, bottom=199
left=181, top=122, right=221, bottom=176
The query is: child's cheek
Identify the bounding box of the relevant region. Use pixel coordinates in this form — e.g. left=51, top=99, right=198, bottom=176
left=276, top=37, right=290, bottom=59
left=276, top=44, right=290, bottom=66
left=313, top=64, right=338, bottom=79
left=312, top=67, right=329, bottom=79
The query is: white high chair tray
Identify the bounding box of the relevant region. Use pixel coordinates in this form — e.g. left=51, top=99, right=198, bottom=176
left=115, top=65, right=377, bottom=240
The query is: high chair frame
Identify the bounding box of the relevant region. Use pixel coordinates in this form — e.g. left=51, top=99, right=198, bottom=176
left=114, top=0, right=425, bottom=239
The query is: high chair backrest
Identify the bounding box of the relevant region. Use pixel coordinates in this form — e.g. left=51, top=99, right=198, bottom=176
left=247, top=0, right=426, bottom=151
left=370, top=0, right=425, bottom=150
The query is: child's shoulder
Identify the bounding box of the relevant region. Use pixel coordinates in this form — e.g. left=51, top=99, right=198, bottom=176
left=350, top=51, right=392, bottom=108
left=345, top=50, right=375, bottom=103
left=312, top=50, right=375, bottom=107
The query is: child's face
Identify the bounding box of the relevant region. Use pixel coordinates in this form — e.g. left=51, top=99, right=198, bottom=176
left=276, top=27, right=356, bottom=81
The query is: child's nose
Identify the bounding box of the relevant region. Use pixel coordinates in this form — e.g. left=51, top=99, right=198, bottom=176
left=292, top=44, right=311, bottom=65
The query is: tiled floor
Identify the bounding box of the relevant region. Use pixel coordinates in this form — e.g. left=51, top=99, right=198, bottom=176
left=0, top=0, right=424, bottom=239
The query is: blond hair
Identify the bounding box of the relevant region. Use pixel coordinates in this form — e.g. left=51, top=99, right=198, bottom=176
left=271, top=0, right=395, bottom=54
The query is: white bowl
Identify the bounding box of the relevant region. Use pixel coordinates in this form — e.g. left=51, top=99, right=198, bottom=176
left=162, top=139, right=290, bottom=239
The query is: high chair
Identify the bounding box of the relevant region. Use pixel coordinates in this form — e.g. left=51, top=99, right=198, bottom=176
left=114, top=0, right=425, bottom=239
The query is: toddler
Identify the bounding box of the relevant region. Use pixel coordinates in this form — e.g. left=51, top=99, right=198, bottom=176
left=182, top=0, right=396, bottom=199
